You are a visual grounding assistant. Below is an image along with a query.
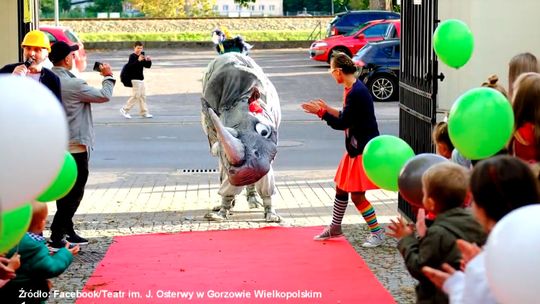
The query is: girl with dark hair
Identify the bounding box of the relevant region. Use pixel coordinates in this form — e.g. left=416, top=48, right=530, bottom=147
left=508, top=52, right=539, bottom=99
left=301, top=52, right=384, bottom=247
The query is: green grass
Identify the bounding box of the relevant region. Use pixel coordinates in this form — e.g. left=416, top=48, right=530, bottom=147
left=79, top=30, right=315, bottom=42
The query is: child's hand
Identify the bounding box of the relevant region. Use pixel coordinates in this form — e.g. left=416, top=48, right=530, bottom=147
left=7, top=253, right=20, bottom=271
left=422, top=263, right=457, bottom=289
left=456, top=239, right=481, bottom=271
left=386, top=216, right=414, bottom=240
left=0, top=257, right=16, bottom=280
left=416, top=208, right=427, bottom=239
left=66, top=243, right=80, bottom=255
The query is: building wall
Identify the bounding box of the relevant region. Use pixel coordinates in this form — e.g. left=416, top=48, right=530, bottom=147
left=437, top=0, right=540, bottom=111
left=213, top=0, right=283, bottom=16
left=0, top=0, right=22, bottom=66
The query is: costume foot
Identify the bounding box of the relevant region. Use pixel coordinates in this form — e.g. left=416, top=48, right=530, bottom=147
left=204, top=209, right=230, bottom=221
left=247, top=195, right=262, bottom=209
left=264, top=207, right=281, bottom=222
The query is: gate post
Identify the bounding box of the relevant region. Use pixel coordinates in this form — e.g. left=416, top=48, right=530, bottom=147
left=398, top=0, right=439, bottom=221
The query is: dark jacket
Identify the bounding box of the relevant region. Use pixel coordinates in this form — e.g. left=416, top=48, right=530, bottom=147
left=322, top=80, right=379, bottom=157
left=0, top=63, right=62, bottom=103
left=125, top=53, right=152, bottom=81
left=398, top=208, right=486, bottom=304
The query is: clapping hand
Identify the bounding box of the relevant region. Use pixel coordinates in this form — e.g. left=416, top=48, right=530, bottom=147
left=387, top=216, right=414, bottom=240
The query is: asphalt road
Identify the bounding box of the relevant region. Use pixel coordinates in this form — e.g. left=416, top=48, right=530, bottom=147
left=82, top=48, right=399, bottom=172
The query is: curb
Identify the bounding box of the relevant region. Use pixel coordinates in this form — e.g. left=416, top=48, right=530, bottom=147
left=85, top=40, right=313, bottom=50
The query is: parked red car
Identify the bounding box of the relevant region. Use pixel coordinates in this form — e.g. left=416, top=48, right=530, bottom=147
left=40, top=26, right=87, bottom=72
left=309, top=19, right=400, bottom=63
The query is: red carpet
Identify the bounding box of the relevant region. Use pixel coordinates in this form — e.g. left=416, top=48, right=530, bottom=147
left=78, top=227, right=395, bottom=303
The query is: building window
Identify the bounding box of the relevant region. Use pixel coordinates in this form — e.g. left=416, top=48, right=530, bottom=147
left=269, top=5, right=275, bottom=11
left=250, top=5, right=255, bottom=11
left=236, top=5, right=240, bottom=11
left=213, top=5, right=218, bottom=11
left=259, top=4, right=265, bottom=11
left=223, top=4, right=229, bottom=11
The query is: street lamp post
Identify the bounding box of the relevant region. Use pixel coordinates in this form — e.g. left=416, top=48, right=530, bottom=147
left=54, top=0, right=59, bottom=26
left=331, top=0, right=334, bottom=15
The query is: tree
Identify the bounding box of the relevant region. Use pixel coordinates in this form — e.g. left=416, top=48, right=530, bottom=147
left=40, top=0, right=71, bottom=15
left=86, top=0, right=123, bottom=13
left=129, top=0, right=187, bottom=17
left=234, top=0, right=256, bottom=8
left=369, top=0, right=392, bottom=10
left=186, top=0, right=216, bottom=16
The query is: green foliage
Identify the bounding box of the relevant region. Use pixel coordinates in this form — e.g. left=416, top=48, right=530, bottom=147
left=129, top=0, right=186, bottom=17
left=79, top=30, right=313, bottom=42
left=187, top=0, right=217, bottom=17
left=234, top=0, right=257, bottom=8
left=86, top=0, right=123, bottom=14
left=40, top=0, right=71, bottom=15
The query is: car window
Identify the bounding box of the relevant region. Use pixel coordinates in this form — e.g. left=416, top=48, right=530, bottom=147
left=338, top=14, right=356, bottom=26
left=362, top=23, right=391, bottom=38
left=345, top=22, right=369, bottom=36
left=64, top=30, right=80, bottom=43
left=353, top=44, right=373, bottom=59
left=386, top=25, right=399, bottom=38
left=43, top=31, right=57, bottom=43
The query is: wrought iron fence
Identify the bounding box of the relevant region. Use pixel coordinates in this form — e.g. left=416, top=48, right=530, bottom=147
left=398, top=0, right=439, bottom=221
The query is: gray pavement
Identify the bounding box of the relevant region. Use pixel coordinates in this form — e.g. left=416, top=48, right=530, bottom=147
left=47, top=171, right=416, bottom=304
left=44, top=49, right=416, bottom=303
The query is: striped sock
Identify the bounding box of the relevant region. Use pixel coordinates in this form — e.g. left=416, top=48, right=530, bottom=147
left=330, top=194, right=349, bottom=226
left=356, top=200, right=381, bottom=233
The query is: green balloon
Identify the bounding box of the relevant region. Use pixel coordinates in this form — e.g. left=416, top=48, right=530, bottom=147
left=36, top=151, right=78, bottom=202
left=433, top=19, right=474, bottom=69
left=0, top=203, right=32, bottom=254
left=448, top=88, right=514, bottom=160
left=362, top=135, right=415, bottom=191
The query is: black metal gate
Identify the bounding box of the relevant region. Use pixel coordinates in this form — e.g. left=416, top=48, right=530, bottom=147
left=398, top=0, right=440, bottom=220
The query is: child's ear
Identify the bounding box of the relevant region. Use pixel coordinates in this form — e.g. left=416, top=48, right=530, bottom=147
left=425, top=197, right=436, bottom=212
left=463, top=191, right=473, bottom=208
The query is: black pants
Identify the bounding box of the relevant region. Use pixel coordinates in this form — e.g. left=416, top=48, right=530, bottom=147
left=50, top=151, right=89, bottom=241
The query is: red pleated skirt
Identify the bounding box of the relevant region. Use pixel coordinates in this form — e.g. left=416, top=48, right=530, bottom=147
left=334, top=152, right=378, bottom=192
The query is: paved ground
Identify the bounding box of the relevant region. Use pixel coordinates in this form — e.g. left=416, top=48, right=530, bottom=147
left=46, top=170, right=416, bottom=303
left=42, top=48, right=416, bottom=303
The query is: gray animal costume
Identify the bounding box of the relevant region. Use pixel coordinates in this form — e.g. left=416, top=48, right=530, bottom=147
left=201, top=53, right=281, bottom=222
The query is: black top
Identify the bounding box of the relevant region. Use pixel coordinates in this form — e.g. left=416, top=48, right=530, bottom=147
left=0, top=63, right=62, bottom=103
left=322, top=80, right=379, bottom=157
left=125, top=53, right=152, bottom=81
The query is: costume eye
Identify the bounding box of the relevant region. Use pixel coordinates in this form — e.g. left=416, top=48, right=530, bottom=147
left=255, top=123, right=271, bottom=138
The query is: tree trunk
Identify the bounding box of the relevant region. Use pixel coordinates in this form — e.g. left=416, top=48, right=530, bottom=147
left=369, top=0, right=393, bottom=10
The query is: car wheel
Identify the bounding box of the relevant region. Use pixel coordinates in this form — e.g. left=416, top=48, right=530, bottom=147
left=367, top=74, right=398, bottom=102
left=327, top=47, right=351, bottom=63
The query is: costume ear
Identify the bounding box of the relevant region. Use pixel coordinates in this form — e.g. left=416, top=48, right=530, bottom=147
left=249, top=87, right=260, bottom=102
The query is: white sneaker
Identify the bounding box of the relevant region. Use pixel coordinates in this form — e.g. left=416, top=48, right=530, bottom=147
left=142, top=113, right=153, bottom=118
left=120, top=108, right=131, bottom=119
left=362, top=229, right=385, bottom=248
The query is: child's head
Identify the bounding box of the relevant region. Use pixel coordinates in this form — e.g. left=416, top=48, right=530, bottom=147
left=432, top=122, right=454, bottom=159
left=422, top=162, right=469, bottom=214
left=133, top=41, right=144, bottom=54
left=509, top=52, right=539, bottom=98
left=28, top=202, right=48, bottom=233
left=512, top=72, right=540, bottom=125
left=481, top=74, right=508, bottom=100
left=470, top=155, right=539, bottom=231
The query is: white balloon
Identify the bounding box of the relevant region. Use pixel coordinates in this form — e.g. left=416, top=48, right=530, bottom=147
left=485, top=204, right=540, bottom=304
left=0, top=76, right=68, bottom=210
